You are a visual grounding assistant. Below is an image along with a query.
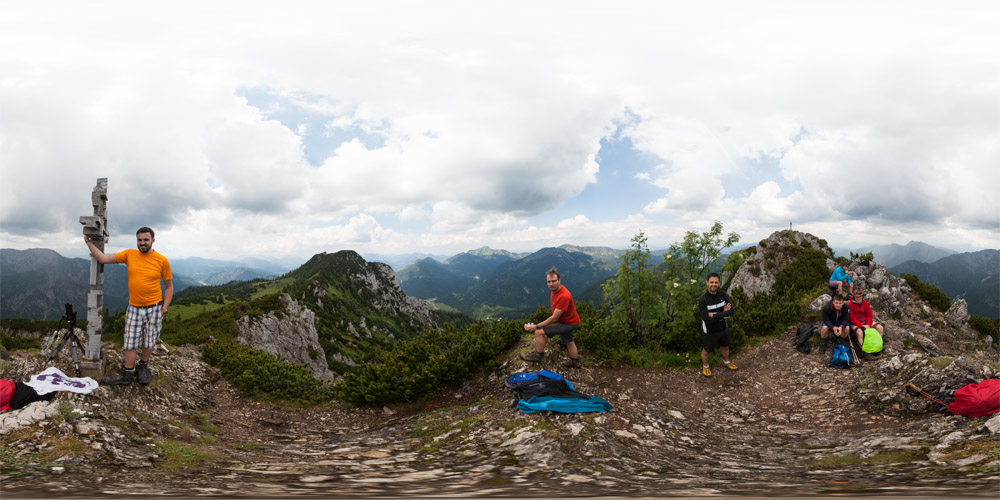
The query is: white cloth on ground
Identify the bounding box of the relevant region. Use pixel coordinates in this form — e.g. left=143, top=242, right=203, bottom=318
left=25, top=367, right=99, bottom=395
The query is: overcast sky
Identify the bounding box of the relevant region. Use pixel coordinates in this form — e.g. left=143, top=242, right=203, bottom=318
left=2, top=1, right=997, bottom=265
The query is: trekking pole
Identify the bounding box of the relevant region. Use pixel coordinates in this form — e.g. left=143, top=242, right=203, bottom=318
left=905, top=383, right=948, bottom=407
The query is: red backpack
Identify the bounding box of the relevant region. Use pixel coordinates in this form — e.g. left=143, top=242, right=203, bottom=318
left=947, top=379, right=1000, bottom=418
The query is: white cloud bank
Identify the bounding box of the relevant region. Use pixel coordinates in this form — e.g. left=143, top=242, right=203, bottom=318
left=1, top=1, right=997, bottom=263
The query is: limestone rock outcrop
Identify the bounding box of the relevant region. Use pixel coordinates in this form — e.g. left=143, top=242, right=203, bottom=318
left=235, top=294, right=335, bottom=381
left=728, top=230, right=831, bottom=298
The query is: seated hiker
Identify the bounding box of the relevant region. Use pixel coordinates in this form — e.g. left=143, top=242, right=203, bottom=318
left=519, top=268, right=582, bottom=368
left=849, top=289, right=883, bottom=359
left=819, top=294, right=851, bottom=354
left=828, top=264, right=854, bottom=296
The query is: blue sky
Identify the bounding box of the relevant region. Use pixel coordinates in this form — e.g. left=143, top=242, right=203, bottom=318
left=1, top=1, right=997, bottom=264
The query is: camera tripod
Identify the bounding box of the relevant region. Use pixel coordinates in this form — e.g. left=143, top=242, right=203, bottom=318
left=49, top=303, right=85, bottom=377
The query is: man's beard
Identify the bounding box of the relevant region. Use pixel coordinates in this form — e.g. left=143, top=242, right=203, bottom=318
left=138, top=245, right=151, bottom=253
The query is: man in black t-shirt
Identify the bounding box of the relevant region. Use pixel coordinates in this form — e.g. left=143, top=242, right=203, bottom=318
left=698, top=272, right=739, bottom=378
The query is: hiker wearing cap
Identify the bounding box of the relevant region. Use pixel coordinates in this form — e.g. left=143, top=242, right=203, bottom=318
left=849, top=289, right=883, bottom=360
left=829, top=264, right=853, bottom=296
left=698, top=272, right=738, bottom=377
left=819, top=294, right=850, bottom=355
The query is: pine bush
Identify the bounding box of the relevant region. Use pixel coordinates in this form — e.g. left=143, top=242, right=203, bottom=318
left=201, top=340, right=333, bottom=405
left=335, top=320, right=522, bottom=406
left=900, top=273, right=951, bottom=312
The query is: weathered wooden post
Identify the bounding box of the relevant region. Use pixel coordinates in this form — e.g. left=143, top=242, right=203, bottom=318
left=78, top=178, right=108, bottom=378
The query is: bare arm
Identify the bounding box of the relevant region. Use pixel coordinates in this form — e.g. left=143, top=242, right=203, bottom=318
left=84, top=236, right=117, bottom=265
left=162, top=279, right=173, bottom=315
left=531, top=308, right=565, bottom=331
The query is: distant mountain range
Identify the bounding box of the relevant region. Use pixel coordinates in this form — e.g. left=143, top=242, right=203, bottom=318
left=858, top=241, right=958, bottom=268
left=362, top=252, right=452, bottom=270
left=0, top=248, right=289, bottom=319
left=4, top=240, right=996, bottom=321
left=891, top=249, right=999, bottom=318
left=398, top=245, right=622, bottom=318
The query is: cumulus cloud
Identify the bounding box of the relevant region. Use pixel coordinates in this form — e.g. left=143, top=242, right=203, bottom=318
left=1, top=2, right=997, bottom=261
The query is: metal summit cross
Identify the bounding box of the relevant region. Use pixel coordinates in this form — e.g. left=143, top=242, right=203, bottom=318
left=78, top=178, right=108, bottom=378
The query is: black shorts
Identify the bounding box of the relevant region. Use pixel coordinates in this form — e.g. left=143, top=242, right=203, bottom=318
left=702, top=328, right=732, bottom=352
left=542, top=323, right=577, bottom=344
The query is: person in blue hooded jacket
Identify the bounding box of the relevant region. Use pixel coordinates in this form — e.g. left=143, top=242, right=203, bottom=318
left=829, top=264, right=853, bottom=296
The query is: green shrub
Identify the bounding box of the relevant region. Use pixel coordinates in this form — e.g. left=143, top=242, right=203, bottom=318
left=0, top=318, right=63, bottom=332
left=729, top=287, right=799, bottom=340
left=968, top=315, right=1000, bottom=349
left=573, top=302, right=633, bottom=361
left=773, top=247, right=830, bottom=292
left=900, top=273, right=951, bottom=312
left=335, top=319, right=522, bottom=406
left=201, top=340, right=333, bottom=405
left=850, top=251, right=874, bottom=262
left=1, top=332, right=40, bottom=350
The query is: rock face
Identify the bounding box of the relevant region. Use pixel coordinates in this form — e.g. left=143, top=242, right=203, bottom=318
left=728, top=230, right=831, bottom=298
left=235, top=294, right=335, bottom=381
left=349, top=260, right=436, bottom=333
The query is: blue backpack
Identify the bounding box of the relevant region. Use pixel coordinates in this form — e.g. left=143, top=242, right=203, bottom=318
left=828, top=344, right=854, bottom=368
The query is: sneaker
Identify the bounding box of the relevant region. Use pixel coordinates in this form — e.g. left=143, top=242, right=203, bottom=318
left=701, top=366, right=712, bottom=378
left=136, top=362, right=152, bottom=386
left=560, top=357, right=581, bottom=368
left=519, top=351, right=544, bottom=362
left=102, top=368, right=135, bottom=386
left=723, top=361, right=739, bottom=371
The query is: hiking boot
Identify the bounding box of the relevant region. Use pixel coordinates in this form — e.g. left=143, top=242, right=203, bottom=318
left=136, top=362, right=152, bottom=386
left=560, top=357, right=581, bottom=368
left=519, top=351, right=544, bottom=362
left=862, top=352, right=876, bottom=362
left=819, top=342, right=827, bottom=355
left=102, top=368, right=135, bottom=386
left=723, top=361, right=739, bottom=371
left=701, top=366, right=712, bottom=378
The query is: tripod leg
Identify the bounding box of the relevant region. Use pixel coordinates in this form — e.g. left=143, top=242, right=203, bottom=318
left=49, top=332, right=72, bottom=361
left=70, top=337, right=82, bottom=377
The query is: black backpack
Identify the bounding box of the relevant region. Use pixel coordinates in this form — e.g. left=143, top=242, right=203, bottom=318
left=794, top=324, right=817, bottom=354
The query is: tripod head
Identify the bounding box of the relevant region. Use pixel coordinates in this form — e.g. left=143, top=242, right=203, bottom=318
left=62, top=303, right=78, bottom=330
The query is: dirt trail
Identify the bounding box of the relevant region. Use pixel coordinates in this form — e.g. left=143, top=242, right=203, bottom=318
left=3, top=336, right=997, bottom=497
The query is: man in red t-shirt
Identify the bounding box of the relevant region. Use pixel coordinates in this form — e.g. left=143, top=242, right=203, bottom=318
left=519, top=267, right=582, bottom=368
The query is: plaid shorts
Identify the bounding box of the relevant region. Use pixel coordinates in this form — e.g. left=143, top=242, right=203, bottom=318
left=123, top=303, right=163, bottom=350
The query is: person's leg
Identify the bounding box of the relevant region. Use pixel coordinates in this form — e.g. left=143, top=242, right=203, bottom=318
left=520, top=328, right=548, bottom=362
left=819, top=325, right=830, bottom=353
left=533, top=329, right=547, bottom=353
left=701, top=348, right=709, bottom=366
left=123, top=349, right=138, bottom=368
left=566, top=341, right=579, bottom=359
left=875, top=323, right=884, bottom=335
left=720, top=346, right=730, bottom=362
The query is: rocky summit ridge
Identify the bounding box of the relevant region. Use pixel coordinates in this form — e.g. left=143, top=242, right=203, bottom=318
left=2, top=230, right=999, bottom=497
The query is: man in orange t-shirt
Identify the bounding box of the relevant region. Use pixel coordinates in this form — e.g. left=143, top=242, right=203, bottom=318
left=519, top=267, right=582, bottom=368
left=85, top=227, right=172, bottom=386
